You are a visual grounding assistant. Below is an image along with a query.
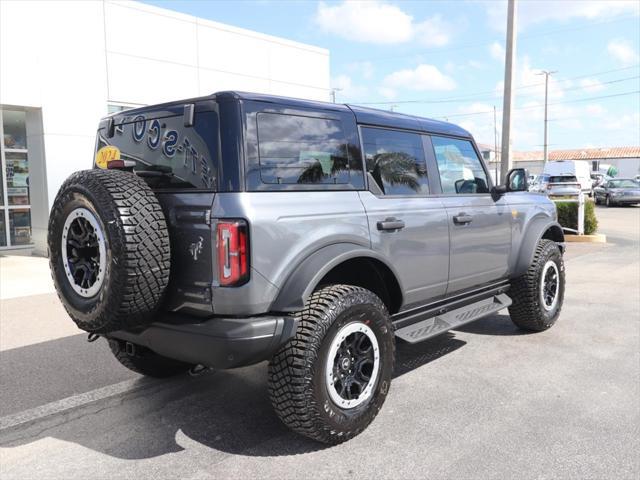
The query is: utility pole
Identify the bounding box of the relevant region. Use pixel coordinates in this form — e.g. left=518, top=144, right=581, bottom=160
left=500, top=0, right=518, bottom=183
left=494, top=105, right=499, bottom=184
left=390, top=104, right=398, bottom=112
left=537, top=70, right=557, bottom=165
left=330, top=87, right=342, bottom=103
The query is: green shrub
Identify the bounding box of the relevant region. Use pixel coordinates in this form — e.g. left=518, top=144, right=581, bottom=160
left=555, top=200, right=598, bottom=235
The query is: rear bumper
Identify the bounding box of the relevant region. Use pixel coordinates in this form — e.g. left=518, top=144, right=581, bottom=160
left=108, top=314, right=298, bottom=369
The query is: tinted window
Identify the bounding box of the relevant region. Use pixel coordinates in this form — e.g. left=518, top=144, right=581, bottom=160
left=96, top=111, right=218, bottom=190
left=549, top=175, right=577, bottom=183
left=361, top=127, right=429, bottom=195
left=431, top=136, right=489, bottom=194
left=257, top=113, right=350, bottom=184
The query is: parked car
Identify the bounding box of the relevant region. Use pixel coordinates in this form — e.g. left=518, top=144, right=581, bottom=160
left=47, top=91, right=566, bottom=445
left=543, top=160, right=592, bottom=195
left=546, top=175, right=582, bottom=197
left=529, top=173, right=550, bottom=193
left=594, top=178, right=640, bottom=206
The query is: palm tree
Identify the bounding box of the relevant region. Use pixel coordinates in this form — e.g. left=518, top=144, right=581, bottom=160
left=368, top=152, right=422, bottom=193
left=295, top=145, right=424, bottom=193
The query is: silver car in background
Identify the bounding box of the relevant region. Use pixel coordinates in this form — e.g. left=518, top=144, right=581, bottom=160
left=594, top=178, right=640, bottom=206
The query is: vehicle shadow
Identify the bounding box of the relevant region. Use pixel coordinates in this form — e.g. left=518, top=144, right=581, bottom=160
left=453, top=313, right=530, bottom=336
left=0, top=314, right=509, bottom=460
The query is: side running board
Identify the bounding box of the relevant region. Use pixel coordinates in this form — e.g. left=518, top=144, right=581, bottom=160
left=395, top=293, right=512, bottom=344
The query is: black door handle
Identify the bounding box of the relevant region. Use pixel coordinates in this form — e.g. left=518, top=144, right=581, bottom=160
left=377, top=218, right=405, bottom=231
left=453, top=214, right=473, bottom=225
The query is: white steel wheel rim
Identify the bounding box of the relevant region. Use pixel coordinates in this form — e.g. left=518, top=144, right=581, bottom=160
left=61, top=208, right=107, bottom=298
left=325, top=322, right=380, bottom=410
left=540, top=260, right=560, bottom=311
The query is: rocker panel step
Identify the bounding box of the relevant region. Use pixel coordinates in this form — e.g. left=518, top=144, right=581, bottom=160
left=395, top=293, right=512, bottom=344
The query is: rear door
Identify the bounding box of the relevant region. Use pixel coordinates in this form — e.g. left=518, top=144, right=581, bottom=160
left=358, top=127, right=449, bottom=308
left=427, top=135, right=512, bottom=295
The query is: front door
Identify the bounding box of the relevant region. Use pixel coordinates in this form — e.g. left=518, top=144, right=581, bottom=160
left=358, top=127, right=449, bottom=309
left=427, top=135, right=512, bottom=294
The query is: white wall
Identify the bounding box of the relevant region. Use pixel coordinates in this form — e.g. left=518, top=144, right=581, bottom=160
left=0, top=0, right=330, bottom=253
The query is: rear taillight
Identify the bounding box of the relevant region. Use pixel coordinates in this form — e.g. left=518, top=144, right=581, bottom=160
left=216, top=220, right=249, bottom=286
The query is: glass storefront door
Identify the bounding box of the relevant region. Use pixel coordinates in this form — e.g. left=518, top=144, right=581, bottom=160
left=1, top=109, right=32, bottom=249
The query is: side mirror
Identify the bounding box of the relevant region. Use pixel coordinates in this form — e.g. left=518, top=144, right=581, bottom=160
left=506, top=168, right=529, bottom=192
left=491, top=184, right=507, bottom=200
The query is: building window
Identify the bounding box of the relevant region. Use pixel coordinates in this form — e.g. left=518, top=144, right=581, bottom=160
left=1, top=108, right=32, bottom=248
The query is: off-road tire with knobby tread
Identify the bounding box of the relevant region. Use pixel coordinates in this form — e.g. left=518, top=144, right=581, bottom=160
left=48, top=169, right=170, bottom=333
left=508, top=239, right=565, bottom=331
left=268, top=284, right=395, bottom=445
left=107, top=339, right=191, bottom=378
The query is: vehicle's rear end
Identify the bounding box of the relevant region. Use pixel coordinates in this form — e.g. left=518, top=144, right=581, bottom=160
left=546, top=175, right=581, bottom=197
left=48, top=93, right=296, bottom=369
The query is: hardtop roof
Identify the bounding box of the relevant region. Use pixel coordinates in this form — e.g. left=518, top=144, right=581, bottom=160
left=105, top=91, right=472, bottom=138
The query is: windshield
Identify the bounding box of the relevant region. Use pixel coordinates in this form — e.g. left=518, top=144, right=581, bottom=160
left=609, top=179, right=637, bottom=188
left=549, top=175, right=577, bottom=183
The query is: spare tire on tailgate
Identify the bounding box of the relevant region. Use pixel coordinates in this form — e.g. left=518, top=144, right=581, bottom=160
left=48, top=169, right=170, bottom=333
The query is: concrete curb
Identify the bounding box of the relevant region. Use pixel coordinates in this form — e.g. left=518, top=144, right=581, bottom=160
left=565, top=233, right=607, bottom=243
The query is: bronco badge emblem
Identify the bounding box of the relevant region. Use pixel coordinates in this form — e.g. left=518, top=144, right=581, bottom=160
left=189, top=236, right=204, bottom=261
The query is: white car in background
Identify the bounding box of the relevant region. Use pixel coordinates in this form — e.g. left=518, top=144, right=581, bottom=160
left=543, top=160, right=592, bottom=195
left=546, top=175, right=582, bottom=197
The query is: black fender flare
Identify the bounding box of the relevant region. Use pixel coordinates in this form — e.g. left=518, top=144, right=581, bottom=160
left=270, top=243, right=404, bottom=312
left=512, top=217, right=565, bottom=278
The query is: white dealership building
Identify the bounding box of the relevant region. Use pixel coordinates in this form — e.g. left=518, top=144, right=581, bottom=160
left=0, top=0, right=330, bottom=254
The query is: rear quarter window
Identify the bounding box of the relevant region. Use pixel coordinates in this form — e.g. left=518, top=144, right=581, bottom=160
left=256, top=112, right=351, bottom=185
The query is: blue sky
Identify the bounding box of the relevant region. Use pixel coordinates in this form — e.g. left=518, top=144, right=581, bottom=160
left=142, top=0, right=639, bottom=151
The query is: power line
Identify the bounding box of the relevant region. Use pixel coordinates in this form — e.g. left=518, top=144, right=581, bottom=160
left=439, top=90, right=640, bottom=119
left=353, top=69, right=640, bottom=106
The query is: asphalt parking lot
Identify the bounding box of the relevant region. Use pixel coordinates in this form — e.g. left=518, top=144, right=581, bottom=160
left=1, top=205, right=638, bottom=480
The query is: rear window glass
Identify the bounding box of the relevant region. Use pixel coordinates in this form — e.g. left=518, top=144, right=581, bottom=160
left=549, top=175, right=577, bottom=183
left=256, top=112, right=350, bottom=184
left=95, top=111, right=218, bottom=190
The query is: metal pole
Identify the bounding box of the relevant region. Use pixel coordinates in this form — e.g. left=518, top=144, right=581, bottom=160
left=494, top=105, right=499, bottom=183
left=500, top=0, right=518, bottom=182
left=536, top=70, right=556, bottom=165
left=330, top=88, right=342, bottom=103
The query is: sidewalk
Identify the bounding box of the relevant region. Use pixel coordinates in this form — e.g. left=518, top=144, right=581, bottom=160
left=0, top=255, right=81, bottom=351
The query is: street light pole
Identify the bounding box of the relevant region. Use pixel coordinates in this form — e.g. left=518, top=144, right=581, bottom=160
left=500, top=0, right=518, bottom=183
left=494, top=105, right=499, bottom=184
left=537, top=70, right=557, bottom=165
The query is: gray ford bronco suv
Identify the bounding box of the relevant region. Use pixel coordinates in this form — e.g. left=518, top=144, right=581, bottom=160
left=48, top=91, right=565, bottom=444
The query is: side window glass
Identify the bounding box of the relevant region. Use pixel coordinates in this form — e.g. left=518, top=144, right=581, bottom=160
left=257, top=112, right=350, bottom=185
left=361, top=127, right=429, bottom=195
left=431, top=136, right=489, bottom=194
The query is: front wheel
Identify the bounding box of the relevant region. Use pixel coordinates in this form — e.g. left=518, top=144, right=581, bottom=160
left=268, top=285, right=395, bottom=445
left=508, top=239, right=565, bottom=331
left=606, top=195, right=613, bottom=207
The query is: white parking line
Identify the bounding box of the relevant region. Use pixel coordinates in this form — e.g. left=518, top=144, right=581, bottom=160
left=0, top=377, right=159, bottom=431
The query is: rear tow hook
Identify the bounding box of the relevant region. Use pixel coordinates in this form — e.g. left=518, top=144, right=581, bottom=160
left=189, top=364, right=212, bottom=377
left=87, top=333, right=101, bottom=343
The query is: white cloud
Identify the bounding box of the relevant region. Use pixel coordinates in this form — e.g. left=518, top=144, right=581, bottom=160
left=585, top=104, right=605, bottom=115
left=331, top=74, right=368, bottom=101
left=607, top=39, right=640, bottom=66
left=490, top=41, right=505, bottom=61
left=377, top=86, right=397, bottom=100
left=485, top=0, right=639, bottom=31
left=347, top=61, right=375, bottom=80
left=315, top=1, right=452, bottom=46
left=414, top=14, right=452, bottom=47
left=383, top=64, right=456, bottom=91
left=579, top=78, right=605, bottom=93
